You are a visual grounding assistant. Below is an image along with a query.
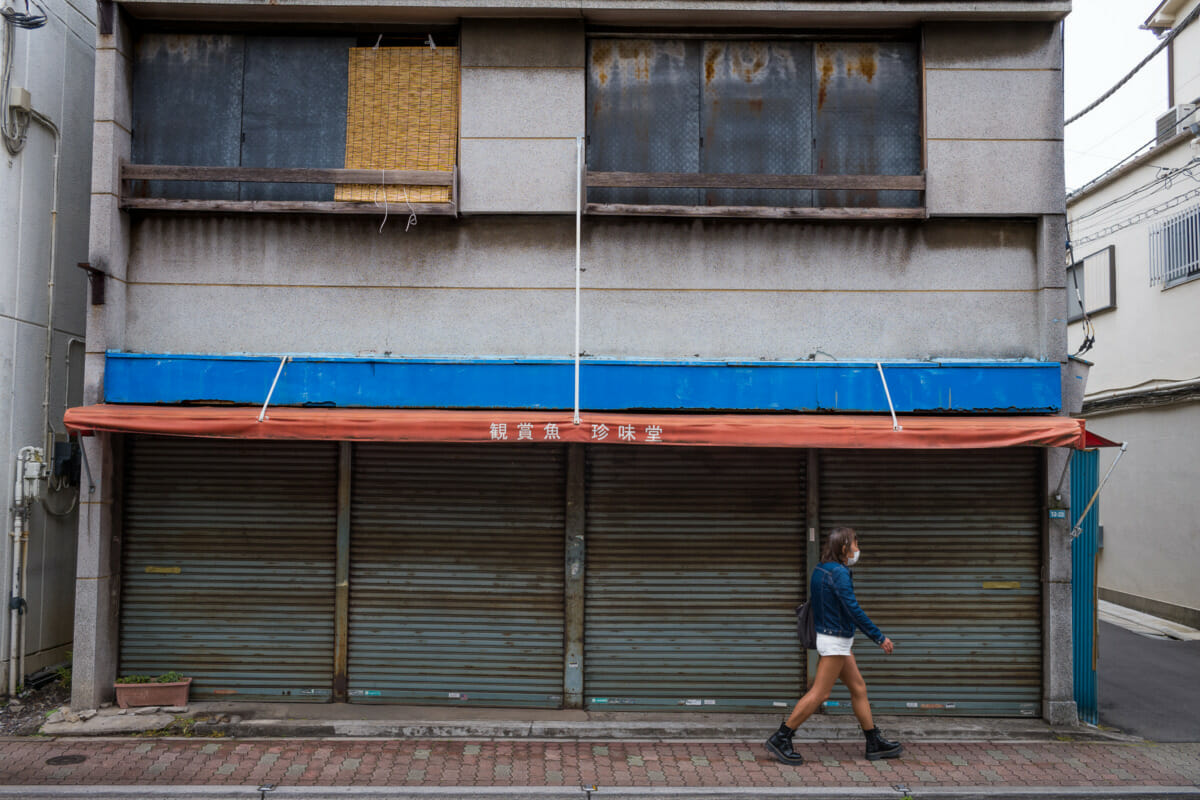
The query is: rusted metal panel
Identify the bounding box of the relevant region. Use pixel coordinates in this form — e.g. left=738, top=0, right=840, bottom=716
left=587, top=39, right=701, bottom=206
left=240, top=36, right=354, bottom=202
left=700, top=41, right=813, bottom=207
left=132, top=34, right=244, bottom=200
left=348, top=443, right=566, bottom=707
left=813, top=41, right=922, bottom=208
left=120, top=437, right=339, bottom=701
left=818, top=448, right=1041, bottom=716
left=584, top=446, right=806, bottom=712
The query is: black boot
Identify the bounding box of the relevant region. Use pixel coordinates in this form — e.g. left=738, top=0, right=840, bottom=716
left=863, top=727, right=903, bottom=760
left=764, top=722, right=805, bottom=765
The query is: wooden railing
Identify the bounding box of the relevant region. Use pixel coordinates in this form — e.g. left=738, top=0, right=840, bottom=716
left=120, top=164, right=458, bottom=216
left=584, top=171, right=926, bottom=220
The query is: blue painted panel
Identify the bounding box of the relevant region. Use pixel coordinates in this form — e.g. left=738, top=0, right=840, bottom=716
left=103, top=353, right=1062, bottom=414
left=1071, top=450, right=1100, bottom=725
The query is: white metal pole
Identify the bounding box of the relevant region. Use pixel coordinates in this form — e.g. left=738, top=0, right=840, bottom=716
left=574, top=136, right=583, bottom=426
left=258, top=356, right=290, bottom=423
left=876, top=362, right=902, bottom=432
left=1070, top=442, right=1128, bottom=539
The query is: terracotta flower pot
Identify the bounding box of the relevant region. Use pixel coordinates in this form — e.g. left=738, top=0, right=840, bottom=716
left=113, top=678, right=192, bottom=709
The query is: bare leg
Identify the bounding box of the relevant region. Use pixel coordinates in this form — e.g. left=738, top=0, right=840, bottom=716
left=839, top=654, right=874, bottom=731
left=785, top=655, right=845, bottom=730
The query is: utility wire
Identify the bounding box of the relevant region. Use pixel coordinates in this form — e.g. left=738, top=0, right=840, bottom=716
left=1065, top=1, right=1200, bottom=127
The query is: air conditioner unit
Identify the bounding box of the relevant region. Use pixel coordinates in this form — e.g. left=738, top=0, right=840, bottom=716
left=1156, top=104, right=1197, bottom=146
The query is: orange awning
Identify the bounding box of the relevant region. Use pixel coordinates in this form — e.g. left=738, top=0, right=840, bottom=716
left=64, top=404, right=1093, bottom=450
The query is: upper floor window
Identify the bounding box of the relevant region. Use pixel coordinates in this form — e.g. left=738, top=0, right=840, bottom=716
left=584, top=36, right=923, bottom=218
left=126, top=32, right=459, bottom=214
left=1150, top=203, right=1200, bottom=288
left=1067, top=246, right=1116, bottom=322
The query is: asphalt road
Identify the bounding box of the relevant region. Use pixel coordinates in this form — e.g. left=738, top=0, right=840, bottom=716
left=1099, top=620, right=1200, bottom=741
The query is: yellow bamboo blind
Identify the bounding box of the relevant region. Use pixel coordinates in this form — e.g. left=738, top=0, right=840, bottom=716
left=337, top=47, right=459, bottom=204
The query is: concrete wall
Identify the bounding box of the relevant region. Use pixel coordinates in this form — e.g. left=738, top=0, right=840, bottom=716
left=1090, top=403, right=1200, bottom=626
left=122, top=215, right=1051, bottom=361
left=924, top=22, right=1065, bottom=217
left=1171, top=0, right=1200, bottom=105
left=0, top=0, right=95, bottom=689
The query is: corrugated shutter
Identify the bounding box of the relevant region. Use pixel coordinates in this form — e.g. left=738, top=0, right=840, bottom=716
left=585, top=446, right=805, bottom=712
left=121, top=437, right=338, bottom=701
left=819, top=449, right=1041, bottom=716
left=348, top=443, right=565, bottom=707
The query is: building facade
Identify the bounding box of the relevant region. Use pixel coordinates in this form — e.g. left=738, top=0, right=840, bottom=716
left=1066, top=0, right=1200, bottom=630
left=70, top=0, right=1084, bottom=723
left=1, top=0, right=94, bottom=695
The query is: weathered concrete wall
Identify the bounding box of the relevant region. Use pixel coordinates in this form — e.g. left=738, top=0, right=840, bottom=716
left=924, top=22, right=1065, bottom=216
left=0, top=0, right=95, bottom=688
left=123, top=215, right=1047, bottom=361
left=459, top=19, right=583, bottom=213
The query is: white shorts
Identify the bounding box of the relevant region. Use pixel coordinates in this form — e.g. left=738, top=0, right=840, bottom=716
left=816, top=633, right=855, bottom=657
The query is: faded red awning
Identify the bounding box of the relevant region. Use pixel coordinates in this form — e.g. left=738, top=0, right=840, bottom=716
left=64, top=404, right=1094, bottom=450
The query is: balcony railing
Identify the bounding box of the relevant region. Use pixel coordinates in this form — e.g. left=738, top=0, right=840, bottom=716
left=120, top=164, right=458, bottom=216
left=584, top=171, right=926, bottom=220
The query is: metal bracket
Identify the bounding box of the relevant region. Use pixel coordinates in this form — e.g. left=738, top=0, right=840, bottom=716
left=876, top=362, right=902, bottom=431
left=257, top=356, right=290, bottom=423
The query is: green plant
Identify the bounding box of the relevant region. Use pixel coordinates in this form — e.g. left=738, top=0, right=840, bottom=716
left=115, top=674, right=154, bottom=684
left=56, top=651, right=72, bottom=690
left=116, top=670, right=188, bottom=684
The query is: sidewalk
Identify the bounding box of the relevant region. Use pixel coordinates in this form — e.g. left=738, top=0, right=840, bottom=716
left=2, top=735, right=1198, bottom=798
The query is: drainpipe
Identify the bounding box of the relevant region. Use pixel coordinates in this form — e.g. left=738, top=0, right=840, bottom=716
left=8, top=447, right=40, bottom=697
left=30, top=108, right=61, bottom=461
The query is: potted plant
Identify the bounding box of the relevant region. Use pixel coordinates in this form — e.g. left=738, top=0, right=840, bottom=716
left=113, top=671, right=192, bottom=708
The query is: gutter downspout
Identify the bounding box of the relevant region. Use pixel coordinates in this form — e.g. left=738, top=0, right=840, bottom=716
left=31, top=108, right=61, bottom=462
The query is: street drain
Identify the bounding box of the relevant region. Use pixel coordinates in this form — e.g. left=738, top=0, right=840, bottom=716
left=45, top=755, right=87, bottom=766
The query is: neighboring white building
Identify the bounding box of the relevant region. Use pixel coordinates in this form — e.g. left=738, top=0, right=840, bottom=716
left=1066, top=0, right=1200, bottom=629
left=0, top=0, right=95, bottom=694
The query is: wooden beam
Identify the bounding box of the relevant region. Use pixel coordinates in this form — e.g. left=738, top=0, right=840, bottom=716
left=120, top=198, right=459, bottom=216
left=585, top=203, right=928, bottom=221
left=120, top=164, right=455, bottom=186
left=585, top=171, right=925, bottom=191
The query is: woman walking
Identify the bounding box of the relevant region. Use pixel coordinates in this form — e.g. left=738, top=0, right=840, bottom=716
left=764, top=526, right=903, bottom=765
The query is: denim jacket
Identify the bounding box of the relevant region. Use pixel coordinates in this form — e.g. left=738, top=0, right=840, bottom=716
left=810, top=560, right=884, bottom=645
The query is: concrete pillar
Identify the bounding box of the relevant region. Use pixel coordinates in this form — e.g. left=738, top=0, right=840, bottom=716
left=71, top=434, right=121, bottom=710
left=1043, top=445, right=1077, bottom=726
left=72, top=7, right=132, bottom=710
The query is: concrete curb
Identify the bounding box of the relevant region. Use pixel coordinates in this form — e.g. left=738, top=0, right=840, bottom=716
left=2, top=786, right=1199, bottom=800
left=179, top=717, right=1139, bottom=744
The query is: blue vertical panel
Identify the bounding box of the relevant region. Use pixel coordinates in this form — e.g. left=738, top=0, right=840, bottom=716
left=1071, top=450, right=1100, bottom=725
left=812, top=41, right=922, bottom=208
left=131, top=34, right=244, bottom=199
left=587, top=39, right=701, bottom=205
left=240, top=37, right=354, bottom=201
left=700, top=41, right=813, bottom=207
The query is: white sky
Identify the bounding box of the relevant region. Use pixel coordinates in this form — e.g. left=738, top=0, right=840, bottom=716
left=1064, top=0, right=1169, bottom=191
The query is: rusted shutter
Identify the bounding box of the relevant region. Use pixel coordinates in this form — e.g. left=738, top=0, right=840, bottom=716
left=348, top=443, right=566, bottom=707
left=120, top=437, right=339, bottom=701
left=584, top=446, right=805, bottom=712
left=818, top=449, right=1041, bottom=716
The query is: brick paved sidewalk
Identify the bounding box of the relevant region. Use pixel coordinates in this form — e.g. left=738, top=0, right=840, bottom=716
left=1, top=738, right=1198, bottom=791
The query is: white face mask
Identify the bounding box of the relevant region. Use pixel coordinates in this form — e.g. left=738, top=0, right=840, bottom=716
left=846, top=551, right=860, bottom=566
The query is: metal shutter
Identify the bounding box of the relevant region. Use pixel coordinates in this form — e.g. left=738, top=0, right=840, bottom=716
left=819, top=448, right=1042, bottom=716
left=585, top=446, right=805, bottom=712
left=121, top=437, right=339, bottom=701
left=348, top=443, right=566, bottom=707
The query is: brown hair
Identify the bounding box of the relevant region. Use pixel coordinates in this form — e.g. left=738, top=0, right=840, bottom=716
left=820, top=527, right=858, bottom=564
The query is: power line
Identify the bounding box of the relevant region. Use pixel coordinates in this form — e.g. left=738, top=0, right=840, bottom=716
left=1065, top=1, right=1200, bottom=126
